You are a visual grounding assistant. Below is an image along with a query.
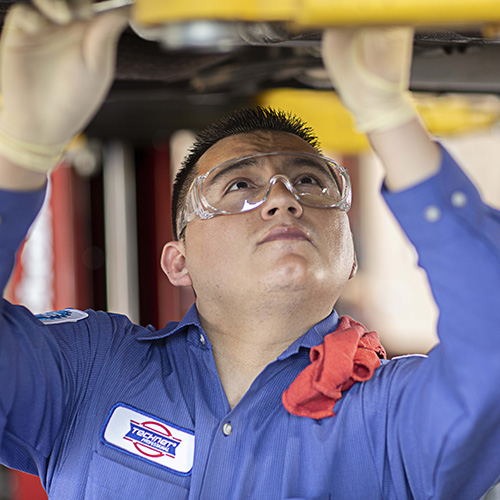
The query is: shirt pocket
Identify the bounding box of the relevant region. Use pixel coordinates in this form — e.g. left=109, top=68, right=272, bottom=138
left=84, top=451, right=189, bottom=500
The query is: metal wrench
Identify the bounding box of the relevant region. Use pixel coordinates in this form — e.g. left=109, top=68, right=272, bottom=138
left=92, top=0, right=134, bottom=13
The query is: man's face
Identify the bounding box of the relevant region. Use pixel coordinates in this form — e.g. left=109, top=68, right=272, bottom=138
left=180, top=131, right=355, bottom=316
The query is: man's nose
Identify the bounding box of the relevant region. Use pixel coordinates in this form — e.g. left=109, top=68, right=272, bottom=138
left=260, top=177, right=303, bottom=220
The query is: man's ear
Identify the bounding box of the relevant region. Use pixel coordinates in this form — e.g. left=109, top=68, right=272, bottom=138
left=349, top=251, right=358, bottom=280
left=161, top=241, right=193, bottom=287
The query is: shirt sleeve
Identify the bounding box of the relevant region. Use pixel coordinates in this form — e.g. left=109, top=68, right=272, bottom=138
left=0, top=187, right=120, bottom=482
left=0, top=187, right=46, bottom=288
left=379, top=144, right=500, bottom=499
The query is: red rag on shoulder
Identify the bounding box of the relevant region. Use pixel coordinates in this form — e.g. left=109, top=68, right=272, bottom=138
left=282, top=316, right=386, bottom=419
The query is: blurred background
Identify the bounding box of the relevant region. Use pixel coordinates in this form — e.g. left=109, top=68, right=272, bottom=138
left=1, top=0, right=500, bottom=497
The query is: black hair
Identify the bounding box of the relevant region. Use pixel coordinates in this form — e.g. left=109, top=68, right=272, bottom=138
left=171, top=106, right=321, bottom=240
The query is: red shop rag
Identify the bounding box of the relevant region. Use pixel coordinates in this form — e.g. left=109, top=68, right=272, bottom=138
left=282, top=315, right=386, bottom=419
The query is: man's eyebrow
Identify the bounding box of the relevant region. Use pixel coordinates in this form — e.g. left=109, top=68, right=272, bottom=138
left=286, top=157, right=332, bottom=175
left=209, top=157, right=260, bottom=184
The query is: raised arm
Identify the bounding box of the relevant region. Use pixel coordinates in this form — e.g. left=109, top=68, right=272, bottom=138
left=0, top=3, right=128, bottom=190
left=0, top=3, right=130, bottom=480
left=322, top=27, right=500, bottom=498
left=322, top=28, right=441, bottom=191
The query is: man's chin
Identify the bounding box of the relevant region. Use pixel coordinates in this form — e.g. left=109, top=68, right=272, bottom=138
left=258, top=262, right=316, bottom=294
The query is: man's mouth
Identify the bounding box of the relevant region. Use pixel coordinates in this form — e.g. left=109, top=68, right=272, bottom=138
left=259, top=226, right=311, bottom=244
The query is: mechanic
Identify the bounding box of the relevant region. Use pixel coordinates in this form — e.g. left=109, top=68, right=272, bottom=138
left=0, top=2, right=500, bottom=499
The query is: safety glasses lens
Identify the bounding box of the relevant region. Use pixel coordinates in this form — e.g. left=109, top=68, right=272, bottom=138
left=202, top=153, right=346, bottom=213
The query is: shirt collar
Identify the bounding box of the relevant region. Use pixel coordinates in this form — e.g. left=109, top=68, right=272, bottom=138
left=138, top=303, right=340, bottom=358
left=276, top=309, right=340, bottom=360
left=137, top=303, right=202, bottom=341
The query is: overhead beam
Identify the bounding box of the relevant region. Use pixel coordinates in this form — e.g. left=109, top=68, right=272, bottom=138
left=134, top=0, right=500, bottom=28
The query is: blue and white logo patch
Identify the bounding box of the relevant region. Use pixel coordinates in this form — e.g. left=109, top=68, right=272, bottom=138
left=101, top=403, right=194, bottom=475
left=36, top=308, right=88, bottom=325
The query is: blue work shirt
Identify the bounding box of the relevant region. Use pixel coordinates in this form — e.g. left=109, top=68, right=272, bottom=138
left=1, top=146, right=500, bottom=499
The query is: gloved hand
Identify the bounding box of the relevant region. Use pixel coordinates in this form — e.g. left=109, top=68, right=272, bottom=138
left=32, top=0, right=93, bottom=25
left=322, top=27, right=417, bottom=133
left=0, top=3, right=129, bottom=173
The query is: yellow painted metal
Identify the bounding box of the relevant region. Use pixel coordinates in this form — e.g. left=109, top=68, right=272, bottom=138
left=135, top=0, right=500, bottom=27
left=135, top=0, right=296, bottom=25
left=258, top=89, right=370, bottom=155
left=258, top=89, right=500, bottom=155
left=417, top=95, right=500, bottom=136
left=297, top=0, right=500, bottom=27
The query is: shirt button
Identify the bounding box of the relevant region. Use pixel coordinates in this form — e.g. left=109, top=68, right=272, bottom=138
left=451, top=190, right=467, bottom=208
left=424, top=205, right=441, bottom=222
left=222, top=422, right=233, bottom=436
left=199, top=333, right=206, bottom=345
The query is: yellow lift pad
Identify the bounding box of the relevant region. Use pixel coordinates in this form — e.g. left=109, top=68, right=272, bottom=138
left=258, top=89, right=500, bottom=154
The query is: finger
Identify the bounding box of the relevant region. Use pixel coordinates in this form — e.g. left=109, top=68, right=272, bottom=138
left=321, top=29, right=356, bottom=62
left=83, top=6, right=130, bottom=72
left=67, top=0, right=93, bottom=20
left=358, top=27, right=414, bottom=84
left=31, top=0, right=73, bottom=25
left=1, top=4, right=54, bottom=40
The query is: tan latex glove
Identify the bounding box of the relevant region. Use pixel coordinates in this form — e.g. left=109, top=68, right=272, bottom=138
left=0, top=4, right=129, bottom=173
left=322, top=27, right=417, bottom=134
left=32, top=0, right=93, bottom=25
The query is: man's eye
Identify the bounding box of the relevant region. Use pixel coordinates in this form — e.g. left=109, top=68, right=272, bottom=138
left=296, top=175, right=320, bottom=186
left=227, top=179, right=252, bottom=192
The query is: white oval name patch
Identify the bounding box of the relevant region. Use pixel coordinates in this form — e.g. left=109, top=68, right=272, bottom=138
left=101, top=403, right=195, bottom=475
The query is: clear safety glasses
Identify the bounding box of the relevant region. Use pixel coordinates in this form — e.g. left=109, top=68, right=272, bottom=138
left=178, top=151, right=352, bottom=236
